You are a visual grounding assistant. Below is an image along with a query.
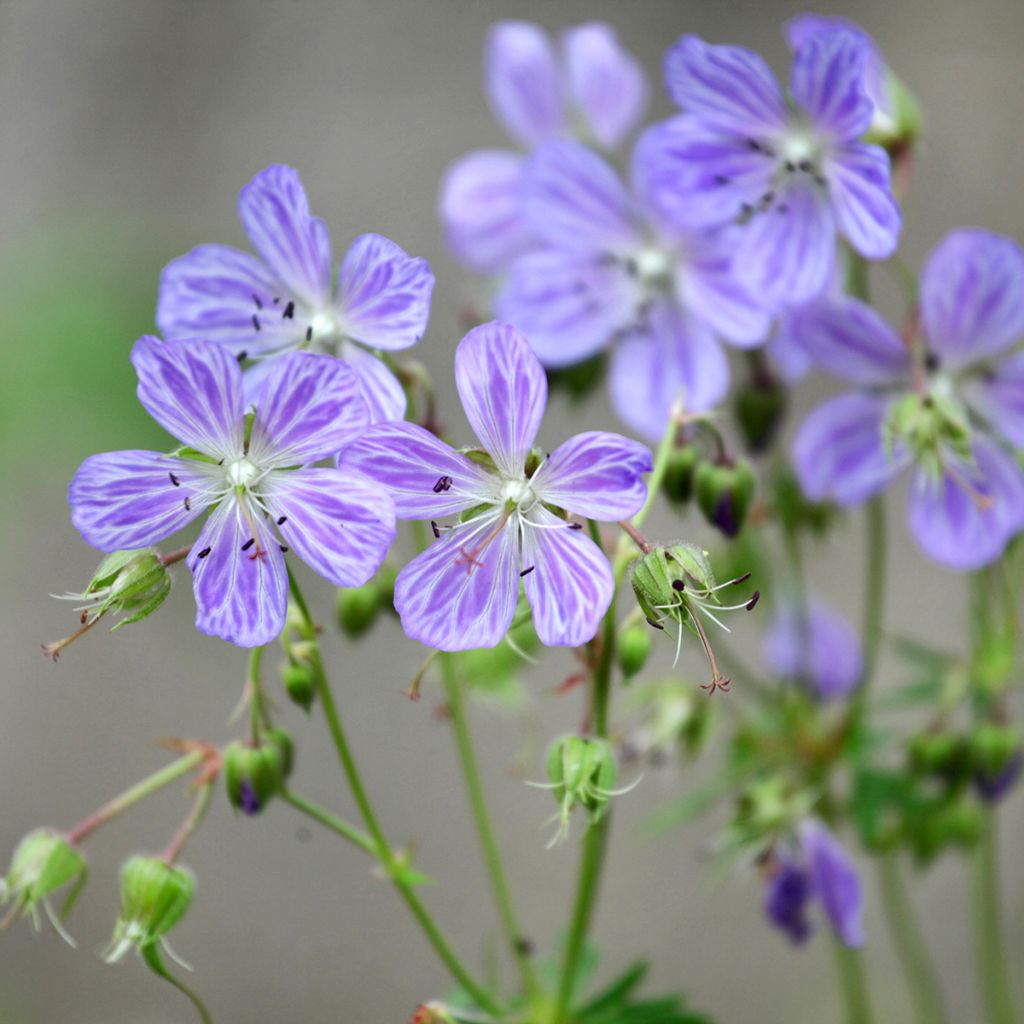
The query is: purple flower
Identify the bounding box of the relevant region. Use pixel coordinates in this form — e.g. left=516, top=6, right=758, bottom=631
left=763, top=858, right=814, bottom=944
left=158, top=165, right=434, bottom=423
left=339, top=322, right=652, bottom=651
left=974, top=753, right=1022, bottom=803
left=791, top=229, right=1024, bottom=570
left=439, top=21, right=647, bottom=274
left=642, top=28, right=900, bottom=310
left=496, top=137, right=770, bottom=440
left=762, top=597, right=864, bottom=701
left=69, top=337, right=396, bottom=647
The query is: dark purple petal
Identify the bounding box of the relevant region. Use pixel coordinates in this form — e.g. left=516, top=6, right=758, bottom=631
left=563, top=23, right=647, bottom=149
left=521, top=506, right=613, bottom=646
left=828, top=143, right=900, bottom=259
left=394, top=512, right=519, bottom=651
left=799, top=820, right=864, bottom=948
left=967, top=351, right=1024, bottom=447
left=609, top=300, right=730, bottom=441
left=131, top=336, right=244, bottom=460
left=907, top=436, right=1024, bottom=571
left=496, top=248, right=639, bottom=367
left=338, top=421, right=496, bottom=518
left=248, top=351, right=368, bottom=466
left=663, top=36, right=787, bottom=135
left=455, top=322, right=548, bottom=478
left=190, top=499, right=288, bottom=647
left=531, top=431, right=652, bottom=520
left=792, top=392, right=906, bottom=505
left=335, top=234, right=434, bottom=352
left=439, top=150, right=531, bottom=274
left=763, top=859, right=814, bottom=944
left=790, top=29, right=872, bottom=142
left=262, top=469, right=395, bottom=587
left=338, top=341, right=408, bottom=424
left=921, top=229, right=1024, bottom=369
left=784, top=296, right=908, bottom=384
left=523, top=140, right=640, bottom=254
left=69, top=450, right=211, bottom=551
left=156, top=244, right=298, bottom=357
left=486, top=21, right=565, bottom=147
left=238, top=165, right=331, bottom=306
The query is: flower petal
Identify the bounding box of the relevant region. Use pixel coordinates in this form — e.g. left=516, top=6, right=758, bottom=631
left=335, top=234, right=434, bottom=352
left=238, top=165, right=331, bottom=307
left=967, top=350, right=1024, bottom=447
left=486, top=21, right=565, bottom=147
left=338, top=421, right=496, bottom=518
left=531, top=431, right=651, bottom=520
left=339, top=340, right=408, bottom=424
left=455, top=322, right=548, bottom=478
left=792, top=392, right=906, bottom=505
left=439, top=150, right=531, bottom=274
left=248, top=351, right=368, bottom=465
left=799, top=820, right=864, bottom=948
left=921, top=229, right=1024, bottom=369
left=190, top=499, right=288, bottom=647
left=394, top=512, right=519, bottom=651
left=763, top=860, right=814, bottom=945
left=663, top=36, right=787, bottom=136
left=790, top=29, right=872, bottom=142
left=828, top=143, right=900, bottom=259
left=609, top=300, right=729, bottom=441
left=562, top=23, right=647, bottom=149
left=261, top=469, right=395, bottom=587
left=131, top=336, right=244, bottom=460
left=907, top=437, right=1024, bottom=571
left=69, top=451, right=211, bottom=551
left=521, top=506, right=613, bottom=646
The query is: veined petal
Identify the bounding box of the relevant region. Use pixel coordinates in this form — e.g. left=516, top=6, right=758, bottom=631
left=69, top=450, right=212, bottom=551
left=521, top=505, right=613, bottom=646
left=967, top=350, right=1024, bottom=447
left=799, top=820, right=864, bottom=948
left=455, top=322, right=548, bottom=478
left=439, top=150, right=531, bottom=274
left=828, top=143, right=900, bottom=259
left=486, top=21, right=565, bottom=147
left=248, top=351, right=368, bottom=466
left=921, top=229, right=1024, bottom=369
left=238, top=165, right=331, bottom=307
left=663, top=36, right=787, bottom=136
left=339, top=341, right=408, bottom=424
left=907, top=437, right=1024, bottom=571
left=394, top=511, right=519, bottom=651
left=261, top=469, right=395, bottom=587
left=531, top=431, right=651, bottom=520
left=131, top=336, right=244, bottom=460
left=791, top=29, right=872, bottom=142
left=190, top=499, right=288, bottom=647
left=609, top=300, right=730, bottom=441
left=523, top=140, right=640, bottom=254
left=563, top=23, right=648, bottom=149
left=335, top=234, right=434, bottom=351
left=792, top=392, right=906, bottom=505
left=338, top=421, right=496, bottom=518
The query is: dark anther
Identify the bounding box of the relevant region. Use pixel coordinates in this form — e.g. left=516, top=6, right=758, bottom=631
left=432, top=475, right=453, bottom=493
left=520, top=565, right=535, bottom=577
left=513, top=937, right=535, bottom=957
left=814, top=174, right=827, bottom=187
left=746, top=590, right=761, bottom=611
left=276, top=515, right=288, bottom=525
left=197, top=547, right=211, bottom=559
left=797, top=159, right=812, bottom=173
left=624, top=257, right=639, bottom=277
left=924, top=352, right=941, bottom=372
left=80, top=610, right=89, bottom=624
left=252, top=294, right=263, bottom=310
left=713, top=174, right=730, bottom=186
left=785, top=160, right=796, bottom=172
left=746, top=138, right=762, bottom=152
left=236, top=350, right=248, bottom=362
left=740, top=202, right=754, bottom=217
left=279, top=544, right=289, bottom=553
left=241, top=538, right=256, bottom=552
left=646, top=616, right=665, bottom=630
left=760, top=191, right=775, bottom=207
left=183, top=497, right=191, bottom=511
left=282, top=300, right=295, bottom=320
left=568, top=522, right=583, bottom=530
left=169, top=472, right=180, bottom=487
left=217, top=458, right=224, bottom=466
left=671, top=579, right=685, bottom=591
left=731, top=571, right=752, bottom=585
left=273, top=296, right=280, bottom=304
left=252, top=314, right=262, bottom=332
left=430, top=520, right=441, bottom=538
left=776, top=203, right=789, bottom=215
left=305, top=326, right=313, bottom=341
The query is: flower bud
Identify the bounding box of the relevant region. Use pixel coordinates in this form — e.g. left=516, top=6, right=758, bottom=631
left=660, top=445, right=699, bottom=506
left=974, top=753, right=1022, bottom=804
left=631, top=543, right=714, bottom=627
left=105, top=855, right=193, bottom=963
left=967, top=722, right=1020, bottom=778
left=735, top=373, right=787, bottom=454
left=224, top=738, right=287, bottom=816
left=0, top=828, right=87, bottom=938
left=546, top=352, right=606, bottom=402
left=694, top=459, right=756, bottom=538
left=336, top=582, right=381, bottom=639
left=376, top=563, right=399, bottom=617
left=281, top=661, right=316, bottom=711
left=617, top=624, right=652, bottom=678
left=545, top=736, right=618, bottom=843
left=907, top=729, right=968, bottom=778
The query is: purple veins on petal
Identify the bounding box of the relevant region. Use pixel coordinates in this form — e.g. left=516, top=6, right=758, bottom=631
left=789, top=29, right=873, bottom=142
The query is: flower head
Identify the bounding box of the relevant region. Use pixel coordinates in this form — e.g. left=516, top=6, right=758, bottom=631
left=69, top=337, right=396, bottom=646
left=340, top=322, right=651, bottom=650
left=158, top=165, right=434, bottom=422
left=104, top=856, right=193, bottom=964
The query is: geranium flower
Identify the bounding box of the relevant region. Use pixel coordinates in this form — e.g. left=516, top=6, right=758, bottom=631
left=157, top=165, right=434, bottom=422
left=340, top=322, right=652, bottom=650
left=69, top=337, right=395, bottom=646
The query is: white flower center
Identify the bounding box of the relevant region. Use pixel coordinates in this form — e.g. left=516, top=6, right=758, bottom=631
left=226, top=458, right=260, bottom=489
left=632, top=246, right=672, bottom=285
left=309, top=309, right=344, bottom=349
left=501, top=478, right=535, bottom=509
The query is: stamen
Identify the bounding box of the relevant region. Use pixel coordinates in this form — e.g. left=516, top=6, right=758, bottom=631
left=645, top=617, right=664, bottom=630
left=305, top=326, right=313, bottom=341
left=183, top=497, right=191, bottom=511
left=282, top=301, right=295, bottom=320
left=433, top=475, right=453, bottom=493
left=252, top=294, right=263, bottom=310
left=746, top=591, right=761, bottom=611
left=276, top=515, right=288, bottom=525
left=169, top=472, right=180, bottom=487
left=252, top=314, right=261, bottom=332
left=237, top=350, right=248, bottom=362
left=197, top=547, right=211, bottom=559
left=279, top=544, right=289, bottom=553
left=241, top=538, right=256, bottom=552
left=568, top=522, right=583, bottom=530
left=520, top=566, right=535, bottom=577
left=430, top=521, right=441, bottom=539
left=671, top=579, right=685, bottom=592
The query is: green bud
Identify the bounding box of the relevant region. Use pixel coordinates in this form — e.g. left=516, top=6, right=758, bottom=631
left=735, top=374, right=787, bottom=454
left=544, top=736, right=618, bottom=843
left=694, top=460, right=756, bottom=538
left=281, top=661, right=316, bottom=711
left=546, top=351, right=606, bottom=402
left=968, top=722, right=1020, bottom=777
left=617, top=624, right=652, bottom=678
left=0, top=829, right=87, bottom=938
left=105, top=855, right=193, bottom=963
left=907, top=730, right=968, bottom=777
left=932, top=799, right=982, bottom=849
left=630, top=543, right=714, bottom=627
left=224, top=739, right=287, bottom=816
left=336, top=582, right=381, bottom=638
left=772, top=470, right=834, bottom=536
left=661, top=445, right=699, bottom=506
left=264, top=727, right=295, bottom=779
left=865, top=72, right=923, bottom=152
left=376, top=563, right=399, bottom=616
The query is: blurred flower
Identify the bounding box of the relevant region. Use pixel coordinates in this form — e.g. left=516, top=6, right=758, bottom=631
left=340, top=322, right=651, bottom=650
left=69, top=338, right=395, bottom=646
left=158, top=165, right=434, bottom=422
left=973, top=752, right=1022, bottom=803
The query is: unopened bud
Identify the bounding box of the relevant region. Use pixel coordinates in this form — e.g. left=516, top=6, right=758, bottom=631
left=281, top=661, right=316, bottom=711
left=224, top=738, right=287, bottom=816
left=617, top=625, right=652, bottom=678
left=546, top=352, right=606, bottom=403
left=545, top=736, right=618, bottom=844
left=661, top=445, right=699, bottom=506
left=907, top=730, right=967, bottom=778
left=337, top=582, right=381, bottom=639
left=0, top=829, right=87, bottom=939
left=105, top=855, right=193, bottom=963
left=735, top=374, right=787, bottom=454
left=968, top=722, right=1020, bottom=778
left=694, top=459, right=756, bottom=538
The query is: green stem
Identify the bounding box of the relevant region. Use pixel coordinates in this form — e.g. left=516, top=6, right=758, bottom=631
left=857, top=496, right=887, bottom=705
left=831, top=941, right=875, bottom=1024
left=287, top=570, right=501, bottom=1017
left=281, top=789, right=384, bottom=860
left=973, top=808, right=1017, bottom=1024
left=441, top=653, right=539, bottom=998
left=142, top=943, right=213, bottom=1024
left=876, top=854, right=949, bottom=1024
left=633, top=416, right=677, bottom=530
left=248, top=645, right=267, bottom=741
left=161, top=781, right=215, bottom=865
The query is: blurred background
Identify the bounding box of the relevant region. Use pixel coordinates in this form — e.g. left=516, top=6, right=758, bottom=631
left=2, top=0, right=1023, bottom=1021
